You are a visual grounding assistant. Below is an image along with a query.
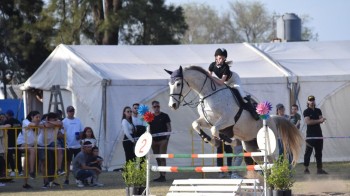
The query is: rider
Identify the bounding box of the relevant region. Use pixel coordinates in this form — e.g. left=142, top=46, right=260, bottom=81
left=208, top=48, right=259, bottom=120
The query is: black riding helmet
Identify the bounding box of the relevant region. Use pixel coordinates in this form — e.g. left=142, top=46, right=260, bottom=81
left=214, top=48, right=227, bottom=58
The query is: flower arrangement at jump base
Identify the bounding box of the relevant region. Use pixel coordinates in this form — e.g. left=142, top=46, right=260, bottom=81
left=256, top=101, right=272, bottom=119
left=137, top=104, right=154, bottom=124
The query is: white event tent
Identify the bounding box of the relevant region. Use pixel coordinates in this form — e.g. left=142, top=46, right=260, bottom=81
left=21, top=41, right=350, bottom=170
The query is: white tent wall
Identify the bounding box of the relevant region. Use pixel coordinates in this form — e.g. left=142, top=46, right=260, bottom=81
left=296, top=81, right=350, bottom=162
left=256, top=41, right=350, bottom=163
left=320, top=83, right=350, bottom=162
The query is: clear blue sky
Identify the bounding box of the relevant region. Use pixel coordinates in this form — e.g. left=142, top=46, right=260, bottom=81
left=166, top=0, right=350, bottom=41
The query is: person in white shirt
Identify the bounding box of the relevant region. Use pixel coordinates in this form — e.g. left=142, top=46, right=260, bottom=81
left=81, top=127, right=97, bottom=147
left=62, top=106, right=84, bottom=185
left=17, top=111, right=41, bottom=189
left=122, top=106, right=136, bottom=163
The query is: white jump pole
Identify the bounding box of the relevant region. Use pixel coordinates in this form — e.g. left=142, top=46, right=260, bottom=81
left=146, top=152, right=150, bottom=195
left=263, top=119, right=268, bottom=196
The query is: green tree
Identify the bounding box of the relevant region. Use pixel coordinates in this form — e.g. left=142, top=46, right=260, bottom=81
left=42, top=0, right=187, bottom=45
left=300, top=15, right=318, bottom=41
left=181, top=3, right=241, bottom=44
left=229, top=1, right=273, bottom=43
left=120, top=0, right=188, bottom=44
left=0, top=0, right=51, bottom=82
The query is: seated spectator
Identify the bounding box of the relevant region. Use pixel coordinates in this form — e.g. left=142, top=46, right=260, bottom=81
left=18, top=111, right=40, bottom=189
left=0, top=128, right=6, bottom=182
left=4, top=110, right=22, bottom=177
left=72, top=141, right=101, bottom=188
left=38, top=112, right=63, bottom=188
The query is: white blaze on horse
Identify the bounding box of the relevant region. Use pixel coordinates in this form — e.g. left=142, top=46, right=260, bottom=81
left=165, top=65, right=303, bottom=164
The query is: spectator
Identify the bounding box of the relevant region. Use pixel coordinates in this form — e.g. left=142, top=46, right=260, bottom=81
left=38, top=112, right=63, bottom=188
left=121, top=106, right=136, bottom=163
left=131, top=103, right=147, bottom=138
left=17, top=111, right=40, bottom=189
left=72, top=141, right=101, bottom=188
left=62, top=106, right=84, bottom=185
left=0, top=113, right=6, bottom=125
left=276, top=103, right=289, bottom=157
left=56, top=109, right=64, bottom=121
left=81, top=127, right=97, bottom=147
left=4, top=110, right=22, bottom=177
left=86, top=146, right=104, bottom=186
left=0, top=125, right=7, bottom=183
left=56, top=128, right=65, bottom=176
left=290, top=104, right=301, bottom=129
left=149, top=101, right=171, bottom=182
left=303, top=95, right=328, bottom=175
left=276, top=103, right=289, bottom=119
left=55, top=109, right=65, bottom=176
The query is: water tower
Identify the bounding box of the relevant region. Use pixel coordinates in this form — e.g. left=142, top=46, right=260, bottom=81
left=276, top=13, right=302, bottom=42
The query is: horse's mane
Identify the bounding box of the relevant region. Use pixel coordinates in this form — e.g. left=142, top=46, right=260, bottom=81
left=184, top=66, right=214, bottom=81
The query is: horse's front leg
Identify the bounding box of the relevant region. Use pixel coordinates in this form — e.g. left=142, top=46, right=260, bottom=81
left=211, top=118, right=234, bottom=145
left=192, top=118, right=217, bottom=146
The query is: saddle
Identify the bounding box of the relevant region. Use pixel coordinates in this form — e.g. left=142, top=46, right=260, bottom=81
left=229, top=87, right=260, bottom=121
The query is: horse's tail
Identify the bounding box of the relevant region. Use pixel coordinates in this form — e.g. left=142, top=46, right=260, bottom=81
left=271, top=116, right=304, bottom=165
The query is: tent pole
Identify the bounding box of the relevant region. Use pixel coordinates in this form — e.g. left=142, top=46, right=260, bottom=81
left=101, top=79, right=109, bottom=170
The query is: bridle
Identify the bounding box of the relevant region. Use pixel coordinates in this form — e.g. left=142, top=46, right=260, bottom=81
left=169, top=76, right=198, bottom=108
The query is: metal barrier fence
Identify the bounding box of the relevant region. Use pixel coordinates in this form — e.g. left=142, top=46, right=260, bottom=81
left=0, top=127, right=67, bottom=180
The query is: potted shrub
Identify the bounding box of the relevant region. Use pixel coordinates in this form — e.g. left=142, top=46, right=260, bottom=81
left=266, top=156, right=295, bottom=196
left=122, top=157, right=147, bottom=196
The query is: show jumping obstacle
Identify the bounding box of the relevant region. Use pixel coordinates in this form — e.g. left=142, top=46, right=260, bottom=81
left=153, top=152, right=266, bottom=159
left=151, top=152, right=273, bottom=173
left=151, top=153, right=267, bottom=196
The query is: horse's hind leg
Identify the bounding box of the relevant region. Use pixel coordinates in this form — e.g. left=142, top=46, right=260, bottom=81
left=242, top=139, right=263, bottom=163
left=242, top=140, right=265, bottom=179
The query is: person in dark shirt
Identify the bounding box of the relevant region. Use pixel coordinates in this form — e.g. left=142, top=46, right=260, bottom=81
left=86, top=146, right=103, bottom=186
left=303, top=95, right=328, bottom=175
left=4, top=110, right=22, bottom=177
left=149, top=101, right=171, bottom=182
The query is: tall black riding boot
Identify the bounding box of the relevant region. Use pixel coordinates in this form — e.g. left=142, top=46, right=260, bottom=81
left=244, top=96, right=260, bottom=120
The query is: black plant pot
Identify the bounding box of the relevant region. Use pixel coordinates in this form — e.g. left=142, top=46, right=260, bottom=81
left=126, top=186, right=146, bottom=196
left=272, top=189, right=292, bottom=196
left=138, top=186, right=146, bottom=195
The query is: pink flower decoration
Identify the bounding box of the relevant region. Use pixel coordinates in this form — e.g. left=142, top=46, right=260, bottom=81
left=143, top=111, right=154, bottom=123
left=256, top=101, right=272, bottom=115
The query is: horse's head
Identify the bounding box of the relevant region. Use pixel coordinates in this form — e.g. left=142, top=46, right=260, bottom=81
left=164, top=66, right=189, bottom=110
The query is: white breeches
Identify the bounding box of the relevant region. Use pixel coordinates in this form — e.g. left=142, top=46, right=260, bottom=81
left=225, top=71, right=246, bottom=97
